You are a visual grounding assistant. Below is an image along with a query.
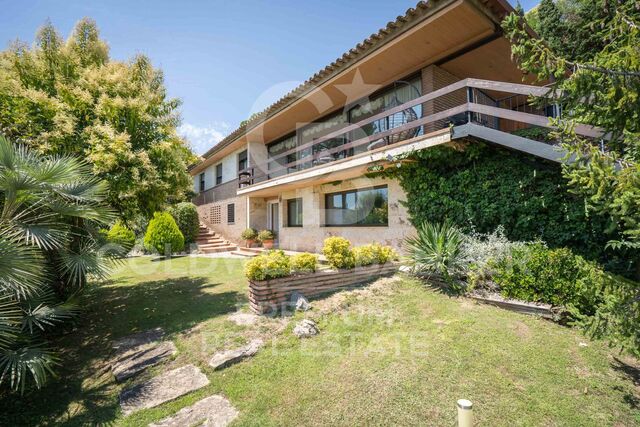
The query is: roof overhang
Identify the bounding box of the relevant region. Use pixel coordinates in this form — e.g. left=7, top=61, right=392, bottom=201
left=191, top=0, right=522, bottom=176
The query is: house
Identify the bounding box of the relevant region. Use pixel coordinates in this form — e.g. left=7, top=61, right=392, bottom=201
left=189, top=0, right=599, bottom=253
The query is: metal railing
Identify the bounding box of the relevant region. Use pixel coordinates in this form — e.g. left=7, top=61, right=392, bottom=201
left=237, top=78, right=602, bottom=188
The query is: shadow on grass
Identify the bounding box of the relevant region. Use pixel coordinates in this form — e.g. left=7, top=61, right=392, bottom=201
left=611, top=356, right=640, bottom=410
left=0, top=275, right=244, bottom=426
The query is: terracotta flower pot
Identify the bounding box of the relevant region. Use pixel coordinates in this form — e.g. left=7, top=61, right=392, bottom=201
left=262, top=239, right=274, bottom=249
left=246, top=239, right=255, bottom=248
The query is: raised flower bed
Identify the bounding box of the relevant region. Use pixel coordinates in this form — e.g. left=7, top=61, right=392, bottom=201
left=248, top=262, right=399, bottom=314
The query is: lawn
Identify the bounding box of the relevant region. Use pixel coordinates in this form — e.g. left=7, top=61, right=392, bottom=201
left=2, top=256, right=639, bottom=426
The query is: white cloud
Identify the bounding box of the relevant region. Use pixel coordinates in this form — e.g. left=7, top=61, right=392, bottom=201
left=178, top=122, right=231, bottom=156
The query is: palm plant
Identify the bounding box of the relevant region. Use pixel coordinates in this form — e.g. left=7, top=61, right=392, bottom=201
left=0, top=135, right=115, bottom=392
left=403, top=220, right=465, bottom=282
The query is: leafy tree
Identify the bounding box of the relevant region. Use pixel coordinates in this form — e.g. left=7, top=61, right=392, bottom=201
left=0, top=18, right=196, bottom=222
left=0, top=135, right=115, bottom=392
left=168, top=202, right=199, bottom=245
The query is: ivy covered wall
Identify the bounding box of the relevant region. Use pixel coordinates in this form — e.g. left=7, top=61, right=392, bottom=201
left=377, top=143, right=637, bottom=276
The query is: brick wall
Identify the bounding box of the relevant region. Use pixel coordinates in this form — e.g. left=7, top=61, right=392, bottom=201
left=197, top=195, right=248, bottom=243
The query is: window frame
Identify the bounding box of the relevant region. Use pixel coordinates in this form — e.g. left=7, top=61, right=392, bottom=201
left=324, top=185, right=389, bottom=227
left=199, top=173, right=205, bottom=192
left=227, top=203, right=235, bottom=224
left=238, top=150, right=248, bottom=172
left=215, top=163, right=223, bottom=185
left=286, top=198, right=303, bottom=227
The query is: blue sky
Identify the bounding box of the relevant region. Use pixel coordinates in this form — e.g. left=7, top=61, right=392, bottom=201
left=0, top=0, right=539, bottom=154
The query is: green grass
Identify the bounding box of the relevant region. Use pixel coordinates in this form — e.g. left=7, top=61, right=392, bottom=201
left=2, top=256, right=639, bottom=426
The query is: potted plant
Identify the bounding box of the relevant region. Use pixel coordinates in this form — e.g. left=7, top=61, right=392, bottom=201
left=258, top=229, right=276, bottom=249
left=241, top=227, right=258, bottom=248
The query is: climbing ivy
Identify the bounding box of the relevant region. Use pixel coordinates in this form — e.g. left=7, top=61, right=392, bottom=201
left=375, top=143, right=637, bottom=277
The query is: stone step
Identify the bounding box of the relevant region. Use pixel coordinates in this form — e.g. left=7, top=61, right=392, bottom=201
left=200, top=245, right=238, bottom=254
left=112, top=340, right=177, bottom=382
left=208, top=339, right=263, bottom=370
left=238, top=247, right=265, bottom=254
left=149, top=395, right=238, bottom=427
left=229, top=250, right=258, bottom=258
left=119, top=364, right=209, bottom=416
left=198, top=242, right=231, bottom=249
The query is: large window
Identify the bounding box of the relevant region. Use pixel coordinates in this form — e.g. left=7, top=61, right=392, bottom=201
left=238, top=150, right=248, bottom=171
left=325, top=186, right=388, bottom=226
left=215, top=163, right=223, bottom=185
left=199, top=173, right=205, bottom=192
left=286, top=198, right=303, bottom=227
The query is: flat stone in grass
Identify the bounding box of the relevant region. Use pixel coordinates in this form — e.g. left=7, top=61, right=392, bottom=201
left=113, top=327, right=165, bottom=351
left=112, top=341, right=177, bottom=382
left=228, top=311, right=260, bottom=326
left=120, top=364, right=209, bottom=416
left=149, top=395, right=238, bottom=427
left=208, top=339, right=263, bottom=370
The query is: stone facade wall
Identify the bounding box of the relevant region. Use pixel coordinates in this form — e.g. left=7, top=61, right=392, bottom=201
left=274, top=176, right=414, bottom=253
left=197, top=194, right=248, bottom=244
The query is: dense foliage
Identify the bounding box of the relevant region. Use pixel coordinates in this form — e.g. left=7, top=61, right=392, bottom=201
left=491, top=243, right=604, bottom=315
left=105, top=221, right=136, bottom=252
left=291, top=253, right=318, bottom=274
left=241, top=228, right=258, bottom=241
left=322, top=237, right=355, bottom=270
left=257, top=229, right=276, bottom=242
left=0, top=19, right=196, bottom=221
left=504, top=3, right=640, bottom=251
left=144, top=212, right=184, bottom=255
left=168, top=202, right=199, bottom=245
left=353, top=243, right=397, bottom=266
left=0, top=135, right=114, bottom=392
left=244, top=250, right=291, bottom=281
left=379, top=143, right=635, bottom=276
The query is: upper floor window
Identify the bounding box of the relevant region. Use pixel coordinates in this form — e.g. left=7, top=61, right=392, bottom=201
left=325, top=186, right=388, bottom=226
left=199, top=173, right=205, bottom=192
left=216, top=163, right=223, bottom=185
left=286, top=198, right=303, bottom=227
left=238, top=150, right=248, bottom=172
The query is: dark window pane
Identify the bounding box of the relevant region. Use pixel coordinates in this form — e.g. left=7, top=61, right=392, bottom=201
left=287, top=198, right=303, bottom=227
left=216, top=164, right=223, bottom=185
left=227, top=203, right=235, bottom=224
left=325, top=186, right=388, bottom=226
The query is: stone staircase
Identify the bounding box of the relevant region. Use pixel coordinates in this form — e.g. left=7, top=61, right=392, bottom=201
left=230, top=246, right=264, bottom=257
left=196, top=224, right=237, bottom=254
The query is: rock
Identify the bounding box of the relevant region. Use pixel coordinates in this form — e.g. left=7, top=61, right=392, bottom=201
left=208, top=339, right=264, bottom=370
left=113, top=327, right=165, bottom=351
left=112, top=340, right=177, bottom=382
left=149, top=395, right=238, bottom=427
left=228, top=311, right=260, bottom=326
left=119, top=364, right=209, bottom=416
left=290, top=291, right=310, bottom=311
left=293, top=319, right=318, bottom=338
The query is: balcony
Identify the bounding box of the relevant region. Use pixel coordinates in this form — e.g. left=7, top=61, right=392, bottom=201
left=236, top=78, right=603, bottom=194
left=193, top=179, right=238, bottom=206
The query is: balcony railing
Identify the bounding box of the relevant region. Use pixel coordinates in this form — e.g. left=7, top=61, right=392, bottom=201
left=193, top=179, right=238, bottom=205
left=238, top=78, right=603, bottom=188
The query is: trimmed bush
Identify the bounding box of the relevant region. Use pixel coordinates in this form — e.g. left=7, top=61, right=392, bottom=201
left=106, top=221, right=136, bottom=251
left=491, top=243, right=604, bottom=315
left=257, top=229, right=276, bottom=242
left=322, top=237, right=355, bottom=270
left=144, top=212, right=185, bottom=255
left=244, top=250, right=291, bottom=281
left=291, top=253, right=318, bottom=274
left=371, top=243, right=398, bottom=264
left=241, top=228, right=258, bottom=241
left=353, top=245, right=376, bottom=266
left=168, top=202, right=199, bottom=245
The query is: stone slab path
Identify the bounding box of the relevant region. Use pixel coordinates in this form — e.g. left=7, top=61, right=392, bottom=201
left=112, top=340, right=177, bottom=382
left=209, top=339, right=264, bottom=370
left=113, top=327, right=165, bottom=351
left=119, top=364, right=209, bottom=416
left=149, top=395, right=238, bottom=427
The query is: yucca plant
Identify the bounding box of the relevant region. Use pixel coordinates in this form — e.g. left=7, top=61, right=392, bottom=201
left=0, top=135, right=115, bottom=393
left=403, top=220, right=466, bottom=283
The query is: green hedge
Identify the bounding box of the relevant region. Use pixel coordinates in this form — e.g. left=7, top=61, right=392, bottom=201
left=378, top=143, right=636, bottom=277
left=106, top=221, right=136, bottom=251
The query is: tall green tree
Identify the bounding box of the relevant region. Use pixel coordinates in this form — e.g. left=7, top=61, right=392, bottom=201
left=0, top=18, right=196, bottom=221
